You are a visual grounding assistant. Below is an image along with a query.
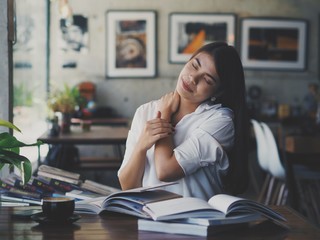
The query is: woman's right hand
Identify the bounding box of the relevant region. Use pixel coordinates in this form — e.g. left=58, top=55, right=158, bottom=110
left=137, top=111, right=174, bottom=151
left=158, top=91, right=180, bottom=121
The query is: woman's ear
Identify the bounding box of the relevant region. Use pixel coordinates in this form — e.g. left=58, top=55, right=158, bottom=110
left=214, top=89, right=224, bottom=99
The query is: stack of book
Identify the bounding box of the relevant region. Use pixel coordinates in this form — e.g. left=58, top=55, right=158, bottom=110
left=0, top=165, right=121, bottom=205
left=37, top=165, right=82, bottom=185
left=0, top=175, right=43, bottom=206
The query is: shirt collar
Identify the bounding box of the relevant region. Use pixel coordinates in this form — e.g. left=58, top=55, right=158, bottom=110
left=194, top=101, right=222, bottom=114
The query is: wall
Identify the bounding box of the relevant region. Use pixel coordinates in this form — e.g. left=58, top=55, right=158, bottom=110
left=0, top=0, right=10, bottom=179
left=0, top=0, right=9, bottom=122
left=50, top=0, right=320, bottom=118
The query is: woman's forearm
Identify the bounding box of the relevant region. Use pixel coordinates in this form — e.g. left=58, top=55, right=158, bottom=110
left=155, top=91, right=184, bottom=181
left=118, top=146, right=147, bottom=190
left=154, top=136, right=184, bottom=182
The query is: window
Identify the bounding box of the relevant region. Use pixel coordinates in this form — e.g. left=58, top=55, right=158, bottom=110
left=13, top=0, right=49, bottom=170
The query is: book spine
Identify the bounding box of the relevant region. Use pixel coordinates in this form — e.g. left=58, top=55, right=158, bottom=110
left=84, top=180, right=120, bottom=192
left=37, top=171, right=80, bottom=185
left=0, top=179, right=13, bottom=190
left=0, top=201, right=30, bottom=207
left=8, top=188, right=42, bottom=199
left=14, top=179, right=43, bottom=194
left=38, top=165, right=80, bottom=180
left=0, top=195, right=42, bottom=205
left=49, top=179, right=81, bottom=193
left=80, top=183, right=111, bottom=195
left=31, top=178, right=56, bottom=195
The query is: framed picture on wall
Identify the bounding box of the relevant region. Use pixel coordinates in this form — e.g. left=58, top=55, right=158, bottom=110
left=240, top=18, right=308, bottom=71
left=106, top=10, right=157, bottom=78
left=169, top=13, right=236, bottom=63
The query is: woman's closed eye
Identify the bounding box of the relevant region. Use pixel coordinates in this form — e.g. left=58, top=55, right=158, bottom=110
left=204, top=77, right=214, bottom=85
left=191, top=58, right=217, bottom=85
left=192, top=62, right=198, bottom=70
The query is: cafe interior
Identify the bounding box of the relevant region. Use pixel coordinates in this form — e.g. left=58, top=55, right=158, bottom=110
left=1, top=0, right=320, bottom=233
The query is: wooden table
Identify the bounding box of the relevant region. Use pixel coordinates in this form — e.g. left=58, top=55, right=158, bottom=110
left=37, top=126, right=129, bottom=169
left=71, top=117, right=130, bottom=127
left=0, top=206, right=319, bottom=239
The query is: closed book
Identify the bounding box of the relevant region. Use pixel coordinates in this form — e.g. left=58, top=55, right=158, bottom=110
left=14, top=179, right=43, bottom=194
left=49, top=178, right=82, bottom=193
left=138, top=219, right=248, bottom=237
left=81, top=180, right=120, bottom=193
left=8, top=188, right=42, bottom=199
left=31, top=177, right=56, bottom=195
left=0, top=201, right=30, bottom=207
left=38, top=165, right=80, bottom=180
left=176, top=213, right=261, bottom=226
left=80, top=181, right=119, bottom=195
left=1, top=188, right=42, bottom=205
left=0, top=194, right=42, bottom=205
left=1, top=176, right=43, bottom=196
left=37, top=171, right=81, bottom=185
left=0, top=179, right=13, bottom=190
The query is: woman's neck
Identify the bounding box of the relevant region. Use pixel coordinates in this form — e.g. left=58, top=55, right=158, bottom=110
left=172, top=99, right=200, bottom=125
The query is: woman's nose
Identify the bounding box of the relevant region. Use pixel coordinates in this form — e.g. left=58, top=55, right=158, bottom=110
left=189, top=75, right=197, bottom=85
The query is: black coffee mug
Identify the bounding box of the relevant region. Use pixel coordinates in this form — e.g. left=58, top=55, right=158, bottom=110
left=42, top=197, right=75, bottom=220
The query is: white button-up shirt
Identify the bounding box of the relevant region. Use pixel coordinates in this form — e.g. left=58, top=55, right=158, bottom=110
left=118, top=99, right=234, bottom=201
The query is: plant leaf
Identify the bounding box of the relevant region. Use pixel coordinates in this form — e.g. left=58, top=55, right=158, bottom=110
left=0, top=119, right=21, bottom=132
left=21, top=159, right=32, bottom=184
left=0, top=132, right=42, bottom=149
left=0, top=150, right=32, bottom=183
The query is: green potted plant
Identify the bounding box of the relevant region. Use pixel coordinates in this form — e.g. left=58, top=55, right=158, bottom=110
left=47, top=84, right=86, bottom=133
left=0, top=119, right=42, bottom=184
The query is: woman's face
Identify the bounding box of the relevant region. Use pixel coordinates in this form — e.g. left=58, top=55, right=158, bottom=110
left=176, top=52, right=221, bottom=104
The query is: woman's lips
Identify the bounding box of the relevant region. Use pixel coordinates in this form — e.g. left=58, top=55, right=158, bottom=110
left=182, top=79, right=193, bottom=93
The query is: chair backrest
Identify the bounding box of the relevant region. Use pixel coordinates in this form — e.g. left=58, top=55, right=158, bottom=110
left=260, top=122, right=286, bottom=179
left=251, top=119, right=269, bottom=172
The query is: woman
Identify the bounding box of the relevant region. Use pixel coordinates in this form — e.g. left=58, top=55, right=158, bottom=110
left=118, top=42, right=249, bottom=200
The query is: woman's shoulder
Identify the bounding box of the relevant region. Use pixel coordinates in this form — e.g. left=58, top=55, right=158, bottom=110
left=135, top=99, right=159, bottom=119
left=137, top=99, right=158, bottom=111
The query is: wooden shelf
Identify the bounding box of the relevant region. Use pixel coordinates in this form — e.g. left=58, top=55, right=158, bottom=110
left=75, top=156, right=122, bottom=170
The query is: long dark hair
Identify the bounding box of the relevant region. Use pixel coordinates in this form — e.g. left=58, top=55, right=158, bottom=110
left=192, top=42, right=249, bottom=195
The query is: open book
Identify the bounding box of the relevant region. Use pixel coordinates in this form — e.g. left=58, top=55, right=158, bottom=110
left=142, top=194, right=287, bottom=226
left=74, top=182, right=181, bottom=218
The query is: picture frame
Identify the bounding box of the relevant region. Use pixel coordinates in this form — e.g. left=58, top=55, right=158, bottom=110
left=106, top=10, right=157, bottom=78
left=169, top=13, right=236, bottom=63
left=240, top=18, right=308, bottom=71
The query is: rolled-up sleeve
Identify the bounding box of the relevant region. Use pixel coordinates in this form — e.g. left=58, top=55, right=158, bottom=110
left=173, top=110, right=234, bottom=176
left=174, top=128, right=229, bottom=175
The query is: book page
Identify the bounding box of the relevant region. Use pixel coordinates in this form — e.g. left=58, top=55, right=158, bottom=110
left=75, top=197, right=105, bottom=214
left=208, top=194, right=287, bottom=224
left=125, top=182, right=178, bottom=193
left=143, top=197, right=221, bottom=220
left=208, top=194, right=243, bottom=214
